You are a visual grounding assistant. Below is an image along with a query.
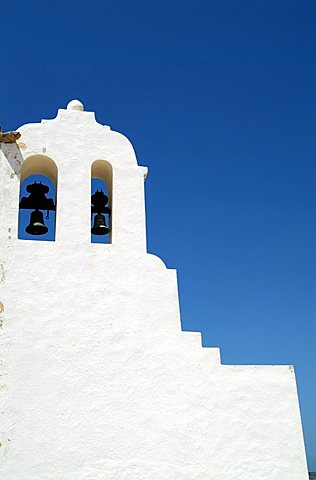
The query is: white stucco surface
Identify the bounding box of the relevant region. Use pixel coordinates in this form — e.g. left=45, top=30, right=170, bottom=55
left=0, top=102, right=309, bottom=479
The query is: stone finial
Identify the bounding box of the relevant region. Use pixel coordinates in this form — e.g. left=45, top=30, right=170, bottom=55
left=66, top=99, right=84, bottom=111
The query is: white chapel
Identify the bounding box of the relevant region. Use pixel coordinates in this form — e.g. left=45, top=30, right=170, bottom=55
left=0, top=100, right=309, bottom=479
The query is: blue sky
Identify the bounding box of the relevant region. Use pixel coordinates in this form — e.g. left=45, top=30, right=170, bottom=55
left=1, top=0, right=315, bottom=470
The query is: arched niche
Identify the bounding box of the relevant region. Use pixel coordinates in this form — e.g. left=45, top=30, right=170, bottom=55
left=91, top=160, right=112, bottom=244
left=21, top=155, right=58, bottom=186
left=18, top=155, right=58, bottom=241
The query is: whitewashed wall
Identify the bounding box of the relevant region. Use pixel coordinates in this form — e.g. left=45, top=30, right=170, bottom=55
left=0, top=101, right=309, bottom=479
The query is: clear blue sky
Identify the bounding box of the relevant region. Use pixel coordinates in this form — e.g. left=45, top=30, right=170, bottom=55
left=1, top=0, right=315, bottom=470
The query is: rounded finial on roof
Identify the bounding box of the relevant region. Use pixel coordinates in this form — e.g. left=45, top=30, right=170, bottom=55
left=67, top=99, right=84, bottom=111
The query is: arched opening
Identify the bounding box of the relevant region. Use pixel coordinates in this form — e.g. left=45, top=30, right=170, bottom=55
left=18, top=155, right=58, bottom=241
left=91, top=160, right=112, bottom=244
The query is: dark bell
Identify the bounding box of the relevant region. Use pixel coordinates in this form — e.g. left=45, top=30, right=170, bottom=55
left=91, top=214, right=110, bottom=235
left=25, top=209, right=48, bottom=236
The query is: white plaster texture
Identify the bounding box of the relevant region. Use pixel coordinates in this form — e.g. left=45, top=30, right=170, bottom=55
left=0, top=102, right=309, bottom=479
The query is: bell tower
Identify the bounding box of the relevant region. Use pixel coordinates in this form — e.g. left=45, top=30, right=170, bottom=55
left=0, top=101, right=308, bottom=479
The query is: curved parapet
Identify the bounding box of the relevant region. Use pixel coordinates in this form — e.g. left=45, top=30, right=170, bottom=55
left=15, top=99, right=140, bottom=172
left=2, top=100, right=148, bottom=251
